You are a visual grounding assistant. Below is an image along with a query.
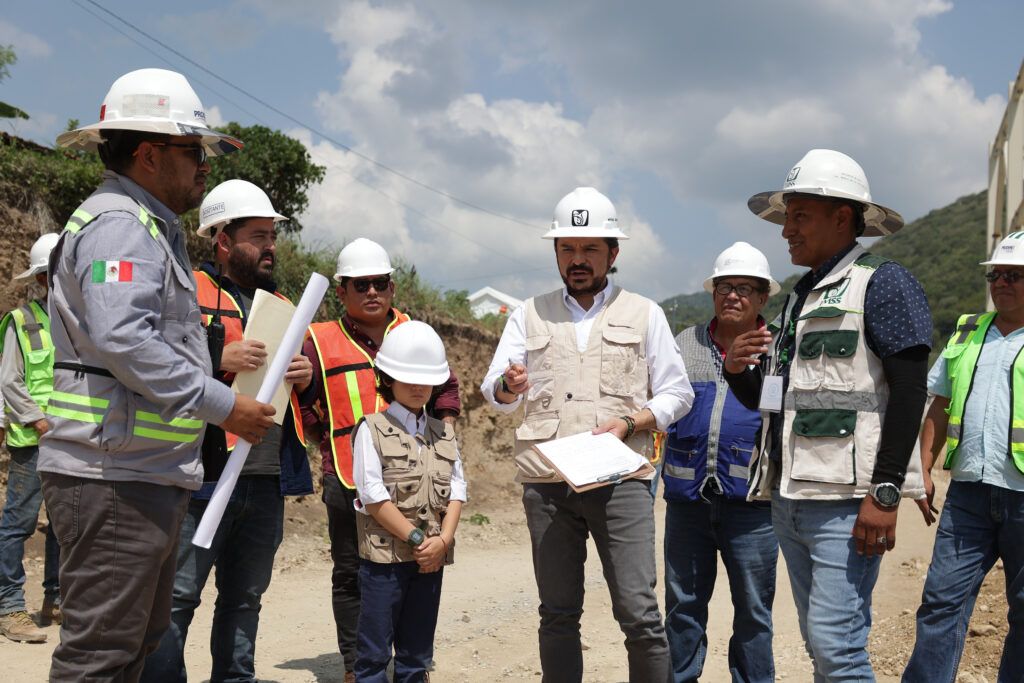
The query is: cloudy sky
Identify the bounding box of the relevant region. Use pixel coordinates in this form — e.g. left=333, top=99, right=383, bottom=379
left=3, top=1, right=1021, bottom=302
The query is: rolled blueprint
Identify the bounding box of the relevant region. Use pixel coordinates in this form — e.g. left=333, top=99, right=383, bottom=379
left=193, top=272, right=329, bottom=549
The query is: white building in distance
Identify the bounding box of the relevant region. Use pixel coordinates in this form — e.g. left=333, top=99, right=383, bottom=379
left=467, top=286, right=523, bottom=318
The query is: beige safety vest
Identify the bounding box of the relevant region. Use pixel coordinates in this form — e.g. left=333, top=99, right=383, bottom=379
left=513, top=286, right=654, bottom=483
left=750, top=245, right=924, bottom=500
left=355, top=411, right=458, bottom=564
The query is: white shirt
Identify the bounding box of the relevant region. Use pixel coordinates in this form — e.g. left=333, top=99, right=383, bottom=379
left=352, top=402, right=468, bottom=514
left=480, top=280, right=693, bottom=430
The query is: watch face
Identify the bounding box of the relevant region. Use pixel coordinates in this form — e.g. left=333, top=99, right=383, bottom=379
left=875, top=484, right=900, bottom=506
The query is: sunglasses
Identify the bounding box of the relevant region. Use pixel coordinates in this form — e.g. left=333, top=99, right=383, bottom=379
left=714, top=282, right=765, bottom=297
left=985, top=270, right=1024, bottom=284
left=348, top=276, right=391, bottom=294
left=147, top=141, right=209, bottom=166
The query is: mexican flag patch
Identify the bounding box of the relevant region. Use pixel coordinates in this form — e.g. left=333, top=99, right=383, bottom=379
left=91, top=260, right=133, bottom=283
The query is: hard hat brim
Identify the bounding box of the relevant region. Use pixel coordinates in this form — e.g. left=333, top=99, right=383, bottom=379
left=703, top=273, right=780, bottom=296
left=542, top=227, right=630, bottom=240
left=332, top=265, right=396, bottom=282
left=374, top=359, right=450, bottom=387
left=198, top=212, right=289, bottom=238
left=747, top=190, right=904, bottom=238
left=13, top=264, right=44, bottom=280
left=56, top=120, right=243, bottom=157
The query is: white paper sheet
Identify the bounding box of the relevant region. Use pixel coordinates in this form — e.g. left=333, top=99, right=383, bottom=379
left=193, top=273, right=329, bottom=549
left=231, top=289, right=298, bottom=426
left=533, top=431, right=648, bottom=488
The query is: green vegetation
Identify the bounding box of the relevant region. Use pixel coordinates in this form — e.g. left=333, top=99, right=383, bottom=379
left=468, top=512, right=491, bottom=526
left=0, top=45, right=29, bottom=121
left=660, top=191, right=988, bottom=354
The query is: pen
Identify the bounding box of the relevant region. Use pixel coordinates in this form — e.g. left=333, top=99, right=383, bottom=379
left=597, top=469, right=632, bottom=483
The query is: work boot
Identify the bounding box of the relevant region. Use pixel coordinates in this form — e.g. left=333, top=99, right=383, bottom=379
left=38, top=596, right=62, bottom=626
left=0, top=611, right=47, bottom=643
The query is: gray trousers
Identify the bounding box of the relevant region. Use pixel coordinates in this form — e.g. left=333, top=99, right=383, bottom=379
left=523, top=480, right=670, bottom=683
left=40, top=472, right=189, bottom=683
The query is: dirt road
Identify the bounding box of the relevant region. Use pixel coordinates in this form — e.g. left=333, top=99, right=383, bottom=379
left=1, top=472, right=1008, bottom=682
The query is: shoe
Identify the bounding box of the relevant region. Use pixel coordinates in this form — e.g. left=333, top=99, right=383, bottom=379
left=38, top=596, right=62, bottom=626
left=0, top=611, right=47, bottom=643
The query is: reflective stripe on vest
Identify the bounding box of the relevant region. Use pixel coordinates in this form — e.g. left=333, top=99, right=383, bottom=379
left=0, top=301, right=54, bottom=447
left=193, top=269, right=305, bottom=450
left=308, top=311, right=409, bottom=488
left=943, top=311, right=1024, bottom=475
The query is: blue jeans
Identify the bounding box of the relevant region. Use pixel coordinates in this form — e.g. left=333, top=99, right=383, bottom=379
left=772, top=492, right=880, bottom=682
left=355, top=560, right=443, bottom=683
left=0, top=445, right=59, bottom=614
left=903, top=480, right=1024, bottom=683
left=664, top=497, right=777, bottom=682
left=140, top=476, right=284, bottom=683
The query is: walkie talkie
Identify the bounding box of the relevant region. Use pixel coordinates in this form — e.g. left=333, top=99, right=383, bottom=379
left=207, top=263, right=226, bottom=374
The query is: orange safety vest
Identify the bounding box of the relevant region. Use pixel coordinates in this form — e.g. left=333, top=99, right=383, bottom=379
left=307, top=310, right=410, bottom=488
left=194, top=269, right=305, bottom=450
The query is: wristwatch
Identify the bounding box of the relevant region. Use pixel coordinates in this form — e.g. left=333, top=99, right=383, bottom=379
left=868, top=482, right=901, bottom=508
left=406, top=528, right=426, bottom=547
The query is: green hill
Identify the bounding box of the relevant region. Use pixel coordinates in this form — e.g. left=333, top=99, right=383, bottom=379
left=661, top=190, right=988, bottom=352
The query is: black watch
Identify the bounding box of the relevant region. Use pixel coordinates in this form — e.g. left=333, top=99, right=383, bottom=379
left=868, top=482, right=901, bottom=508
left=406, top=528, right=426, bottom=547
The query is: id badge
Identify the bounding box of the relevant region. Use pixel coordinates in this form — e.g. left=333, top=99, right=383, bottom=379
left=759, top=375, right=783, bottom=413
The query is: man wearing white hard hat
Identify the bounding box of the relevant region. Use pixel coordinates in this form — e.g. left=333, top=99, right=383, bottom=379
left=141, top=179, right=315, bottom=682
left=42, top=69, right=275, bottom=681
left=903, top=234, right=1024, bottom=682
left=481, top=187, right=693, bottom=682
left=0, top=233, right=62, bottom=644
left=724, top=149, right=932, bottom=680
left=302, top=238, right=460, bottom=682
left=662, top=242, right=779, bottom=682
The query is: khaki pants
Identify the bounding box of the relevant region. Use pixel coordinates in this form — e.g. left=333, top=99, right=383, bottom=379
left=40, top=472, right=189, bottom=683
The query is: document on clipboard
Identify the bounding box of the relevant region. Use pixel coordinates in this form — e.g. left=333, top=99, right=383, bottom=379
left=230, top=289, right=300, bottom=426
left=532, top=431, right=655, bottom=493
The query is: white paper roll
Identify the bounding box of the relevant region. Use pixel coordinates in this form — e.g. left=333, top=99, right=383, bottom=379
left=193, top=272, right=329, bottom=549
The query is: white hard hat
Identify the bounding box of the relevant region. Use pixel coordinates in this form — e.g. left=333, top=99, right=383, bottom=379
left=982, top=232, right=1024, bottom=267
left=56, top=68, right=242, bottom=157
left=747, top=149, right=904, bottom=237
left=198, top=179, right=288, bottom=238
left=375, top=321, right=450, bottom=386
left=15, top=233, right=61, bottom=280
left=703, top=241, right=780, bottom=296
left=334, top=238, right=394, bottom=281
left=543, top=187, right=629, bottom=240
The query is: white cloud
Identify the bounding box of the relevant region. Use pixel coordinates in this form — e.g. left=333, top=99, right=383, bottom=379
left=0, top=20, right=51, bottom=58
left=204, top=105, right=226, bottom=128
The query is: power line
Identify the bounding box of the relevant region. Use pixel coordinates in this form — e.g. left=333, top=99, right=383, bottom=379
left=78, top=0, right=540, bottom=230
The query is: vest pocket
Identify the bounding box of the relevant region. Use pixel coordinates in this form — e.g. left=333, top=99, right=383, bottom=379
left=525, top=334, right=554, bottom=372
left=526, top=371, right=554, bottom=411
left=789, top=408, right=857, bottom=485
left=387, top=475, right=423, bottom=511
left=600, top=327, right=643, bottom=397
left=429, top=473, right=452, bottom=511
left=25, top=347, right=54, bottom=388
left=514, top=414, right=560, bottom=479
left=794, top=330, right=859, bottom=391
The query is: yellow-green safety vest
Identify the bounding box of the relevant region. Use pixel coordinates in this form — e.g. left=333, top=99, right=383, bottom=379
left=0, top=300, right=54, bottom=448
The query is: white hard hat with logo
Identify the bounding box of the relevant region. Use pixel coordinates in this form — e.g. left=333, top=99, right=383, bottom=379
left=334, top=238, right=394, bottom=281
left=15, top=233, right=61, bottom=280
left=375, top=321, right=450, bottom=386
left=198, top=179, right=288, bottom=238
left=543, top=187, right=629, bottom=240
left=703, top=241, right=780, bottom=295
left=982, top=232, right=1024, bottom=266
left=56, top=68, right=242, bottom=157
left=747, top=149, right=904, bottom=237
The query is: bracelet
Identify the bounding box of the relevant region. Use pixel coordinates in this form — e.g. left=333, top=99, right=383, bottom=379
left=439, top=535, right=449, bottom=554
left=620, top=415, right=636, bottom=439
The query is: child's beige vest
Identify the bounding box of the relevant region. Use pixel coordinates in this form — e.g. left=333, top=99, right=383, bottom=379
left=356, top=411, right=458, bottom=563
left=513, top=286, right=654, bottom=483
left=748, top=245, right=924, bottom=501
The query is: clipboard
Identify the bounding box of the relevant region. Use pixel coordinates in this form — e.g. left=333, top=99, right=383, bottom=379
left=531, top=431, right=655, bottom=493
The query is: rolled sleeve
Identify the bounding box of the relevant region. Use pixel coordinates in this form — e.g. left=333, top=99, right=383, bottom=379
left=926, top=355, right=951, bottom=398
left=450, top=450, right=468, bottom=502
left=430, top=370, right=462, bottom=416
left=644, top=302, right=694, bottom=429
left=480, top=305, right=526, bottom=413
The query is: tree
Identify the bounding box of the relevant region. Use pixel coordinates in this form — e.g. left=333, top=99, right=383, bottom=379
left=0, top=45, right=29, bottom=121
left=206, top=123, right=325, bottom=233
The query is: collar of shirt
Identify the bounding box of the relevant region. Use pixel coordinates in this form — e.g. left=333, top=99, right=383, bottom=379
left=106, top=171, right=179, bottom=236
left=341, top=310, right=395, bottom=357
left=386, top=401, right=427, bottom=437
left=561, top=278, right=614, bottom=322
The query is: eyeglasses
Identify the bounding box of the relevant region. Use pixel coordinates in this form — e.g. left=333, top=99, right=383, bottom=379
left=985, top=270, right=1024, bottom=284
left=147, top=142, right=208, bottom=166
left=714, top=282, right=765, bottom=297
left=348, top=276, right=391, bottom=294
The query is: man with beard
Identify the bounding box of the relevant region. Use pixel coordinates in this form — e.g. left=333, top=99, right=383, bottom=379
left=42, top=69, right=275, bottom=681
left=481, top=187, right=693, bottom=682
left=141, top=179, right=314, bottom=682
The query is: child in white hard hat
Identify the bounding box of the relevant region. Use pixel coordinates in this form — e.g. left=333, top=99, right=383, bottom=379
left=350, top=321, right=466, bottom=681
